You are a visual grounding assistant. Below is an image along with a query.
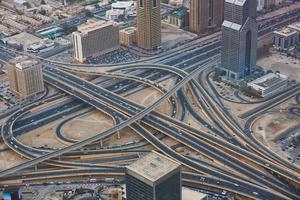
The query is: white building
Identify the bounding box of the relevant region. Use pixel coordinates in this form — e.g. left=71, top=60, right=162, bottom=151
left=106, top=9, right=123, bottom=21
left=247, top=73, right=288, bottom=97
left=111, top=1, right=136, bottom=16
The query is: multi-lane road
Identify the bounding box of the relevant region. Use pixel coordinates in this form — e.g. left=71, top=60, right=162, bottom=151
left=1, top=5, right=300, bottom=200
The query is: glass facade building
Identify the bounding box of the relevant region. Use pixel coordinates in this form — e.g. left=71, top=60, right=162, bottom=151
left=220, top=0, right=258, bottom=80
left=126, top=152, right=181, bottom=200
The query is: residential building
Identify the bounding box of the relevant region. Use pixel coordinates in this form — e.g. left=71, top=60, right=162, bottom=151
left=247, top=73, right=288, bottom=97
left=273, top=28, right=297, bottom=52
left=189, top=0, right=224, bottom=34
left=72, top=19, right=120, bottom=63
left=120, top=27, right=136, bottom=46
left=126, top=152, right=181, bottom=200
left=7, top=60, right=44, bottom=98
left=136, top=0, right=161, bottom=49
left=220, top=0, right=258, bottom=80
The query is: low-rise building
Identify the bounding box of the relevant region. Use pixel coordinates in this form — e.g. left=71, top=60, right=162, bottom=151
left=247, top=73, right=288, bottom=97
left=112, top=1, right=136, bottom=16
left=72, top=19, right=120, bottom=63
left=1, top=32, right=42, bottom=51
left=168, top=8, right=189, bottom=29
left=119, top=27, right=136, bottom=46
left=106, top=9, right=123, bottom=21
left=273, top=28, right=297, bottom=52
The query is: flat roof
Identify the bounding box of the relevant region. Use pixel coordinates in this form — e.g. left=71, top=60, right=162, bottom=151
left=112, top=1, right=135, bottom=8
left=222, top=20, right=241, bottom=30
left=274, top=28, right=297, bottom=37
left=288, top=22, right=300, bottom=31
left=120, top=27, right=136, bottom=33
left=226, top=0, right=246, bottom=6
left=248, top=73, right=288, bottom=88
left=15, top=60, right=39, bottom=70
left=2, top=32, right=41, bottom=46
left=77, top=19, right=115, bottom=34
left=126, top=152, right=180, bottom=183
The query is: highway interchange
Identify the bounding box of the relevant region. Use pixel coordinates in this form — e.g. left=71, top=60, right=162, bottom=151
left=0, top=6, right=300, bottom=200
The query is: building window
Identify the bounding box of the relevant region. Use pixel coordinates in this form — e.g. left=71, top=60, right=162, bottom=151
left=140, top=0, right=143, bottom=7
left=153, top=0, right=157, bottom=7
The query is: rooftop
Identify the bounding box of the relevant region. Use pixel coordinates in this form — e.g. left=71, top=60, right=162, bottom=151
left=112, top=1, right=135, bottom=9
left=2, top=32, right=41, bottom=46
left=248, top=73, right=288, bottom=89
left=15, top=60, right=39, bottom=70
left=226, top=0, right=246, bottom=6
left=120, top=27, right=136, bottom=33
left=274, top=28, right=297, bottom=37
left=77, top=19, right=115, bottom=34
left=126, top=152, right=180, bottom=183
left=288, top=22, right=300, bottom=31
left=222, top=20, right=241, bottom=30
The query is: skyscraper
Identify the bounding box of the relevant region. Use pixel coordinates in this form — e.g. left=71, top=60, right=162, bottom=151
left=189, top=0, right=224, bottom=34
left=220, top=0, right=258, bottom=80
left=136, top=0, right=161, bottom=49
left=7, top=60, right=44, bottom=98
left=126, top=152, right=181, bottom=200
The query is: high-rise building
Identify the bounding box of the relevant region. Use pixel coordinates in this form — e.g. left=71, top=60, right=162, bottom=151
left=7, top=60, right=44, bottom=98
left=72, top=19, right=120, bottom=63
left=189, top=0, right=224, bottom=34
left=136, top=0, right=161, bottom=49
left=126, top=152, right=181, bottom=200
left=220, top=0, right=258, bottom=80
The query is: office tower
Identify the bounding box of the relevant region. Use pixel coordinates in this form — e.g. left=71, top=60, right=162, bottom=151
left=126, top=152, right=181, bottom=200
left=136, top=0, right=161, bottom=49
left=72, top=19, right=119, bottom=63
left=189, top=0, right=224, bottom=34
left=220, top=0, right=258, bottom=80
left=7, top=60, right=44, bottom=98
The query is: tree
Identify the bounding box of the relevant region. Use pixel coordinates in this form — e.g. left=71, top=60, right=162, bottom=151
left=41, top=0, right=46, bottom=5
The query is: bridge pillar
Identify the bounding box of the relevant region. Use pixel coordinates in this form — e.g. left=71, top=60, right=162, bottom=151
left=100, top=140, right=103, bottom=148
left=117, top=131, right=121, bottom=139
left=35, top=165, right=37, bottom=171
